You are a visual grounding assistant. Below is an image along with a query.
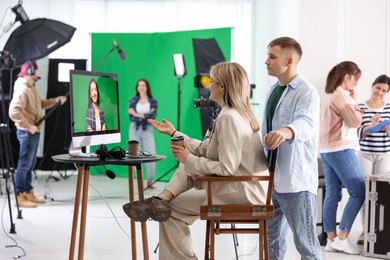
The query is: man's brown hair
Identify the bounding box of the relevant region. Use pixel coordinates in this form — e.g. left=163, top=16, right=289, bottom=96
left=268, top=37, right=303, bottom=60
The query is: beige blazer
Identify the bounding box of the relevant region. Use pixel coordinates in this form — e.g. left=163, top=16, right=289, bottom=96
left=173, top=106, right=269, bottom=205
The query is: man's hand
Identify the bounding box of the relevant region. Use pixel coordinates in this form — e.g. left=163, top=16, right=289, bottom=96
left=28, top=125, right=38, bottom=135
left=56, top=96, right=67, bottom=105
left=263, top=127, right=293, bottom=150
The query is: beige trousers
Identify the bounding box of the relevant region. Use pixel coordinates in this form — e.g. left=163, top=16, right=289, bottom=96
left=158, top=164, right=207, bottom=260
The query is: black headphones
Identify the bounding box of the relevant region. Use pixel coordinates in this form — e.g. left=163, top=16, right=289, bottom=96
left=95, top=144, right=126, bottom=161
left=27, top=60, right=36, bottom=75
left=95, top=144, right=125, bottom=180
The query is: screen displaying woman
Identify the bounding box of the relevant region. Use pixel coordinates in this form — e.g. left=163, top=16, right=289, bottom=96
left=86, top=78, right=106, bottom=132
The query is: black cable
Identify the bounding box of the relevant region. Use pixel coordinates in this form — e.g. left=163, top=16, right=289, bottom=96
left=35, top=92, right=72, bottom=177
left=1, top=188, right=26, bottom=259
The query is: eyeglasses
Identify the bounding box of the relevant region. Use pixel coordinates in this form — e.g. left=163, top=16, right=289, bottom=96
left=138, top=151, right=151, bottom=156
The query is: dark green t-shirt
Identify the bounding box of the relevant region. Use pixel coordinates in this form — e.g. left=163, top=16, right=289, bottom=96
left=265, top=85, right=286, bottom=133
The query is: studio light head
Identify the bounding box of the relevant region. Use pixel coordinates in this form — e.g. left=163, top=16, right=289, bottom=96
left=11, top=1, right=29, bottom=24
left=195, top=74, right=211, bottom=88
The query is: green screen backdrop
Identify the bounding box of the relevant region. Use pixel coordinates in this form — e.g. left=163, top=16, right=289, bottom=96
left=90, top=27, right=231, bottom=180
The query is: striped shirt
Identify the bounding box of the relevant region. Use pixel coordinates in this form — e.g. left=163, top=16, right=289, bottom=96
left=357, top=102, right=390, bottom=153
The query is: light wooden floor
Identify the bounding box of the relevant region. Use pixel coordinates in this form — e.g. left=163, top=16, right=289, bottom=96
left=0, top=170, right=381, bottom=260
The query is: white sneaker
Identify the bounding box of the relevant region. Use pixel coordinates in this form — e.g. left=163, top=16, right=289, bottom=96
left=325, top=238, right=337, bottom=252
left=331, top=237, right=361, bottom=255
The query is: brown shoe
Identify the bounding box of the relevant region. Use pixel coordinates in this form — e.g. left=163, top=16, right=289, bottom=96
left=122, top=196, right=171, bottom=222
left=26, top=190, right=46, bottom=204
left=17, top=192, right=36, bottom=208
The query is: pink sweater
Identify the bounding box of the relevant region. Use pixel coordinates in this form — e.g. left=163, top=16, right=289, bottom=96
left=320, top=86, right=363, bottom=152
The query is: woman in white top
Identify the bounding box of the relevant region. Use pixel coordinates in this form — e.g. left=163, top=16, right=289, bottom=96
left=128, top=79, right=158, bottom=188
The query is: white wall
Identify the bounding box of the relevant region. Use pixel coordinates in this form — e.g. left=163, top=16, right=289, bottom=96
left=299, top=0, right=390, bottom=103
left=1, top=0, right=390, bottom=118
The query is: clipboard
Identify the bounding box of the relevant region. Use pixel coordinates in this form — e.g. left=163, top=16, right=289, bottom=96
left=364, top=119, right=390, bottom=133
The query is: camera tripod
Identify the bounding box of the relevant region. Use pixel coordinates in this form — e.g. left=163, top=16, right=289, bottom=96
left=0, top=71, right=22, bottom=234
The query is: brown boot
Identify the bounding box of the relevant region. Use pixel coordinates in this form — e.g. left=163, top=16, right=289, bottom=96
left=26, top=190, right=46, bottom=204
left=17, top=192, right=36, bottom=208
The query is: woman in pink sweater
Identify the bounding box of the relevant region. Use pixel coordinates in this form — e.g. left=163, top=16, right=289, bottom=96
left=319, top=61, right=365, bottom=255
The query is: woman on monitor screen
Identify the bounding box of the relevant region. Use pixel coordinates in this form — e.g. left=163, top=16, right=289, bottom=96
left=128, top=79, right=158, bottom=189
left=86, top=78, right=106, bottom=132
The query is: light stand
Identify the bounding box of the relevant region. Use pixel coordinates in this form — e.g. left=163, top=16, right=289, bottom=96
left=91, top=39, right=126, bottom=72
left=145, top=54, right=186, bottom=191
left=176, top=76, right=182, bottom=131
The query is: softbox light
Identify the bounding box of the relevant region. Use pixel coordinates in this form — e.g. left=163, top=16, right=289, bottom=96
left=3, top=18, right=76, bottom=67
left=173, top=54, right=186, bottom=77
left=192, top=38, right=225, bottom=136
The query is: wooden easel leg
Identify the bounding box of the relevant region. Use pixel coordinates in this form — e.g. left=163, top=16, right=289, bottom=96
left=69, top=165, right=84, bottom=260
left=77, top=165, right=90, bottom=260
left=136, top=164, right=149, bottom=260
left=128, top=165, right=137, bottom=260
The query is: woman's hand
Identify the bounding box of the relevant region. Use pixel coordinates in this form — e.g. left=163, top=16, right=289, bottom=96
left=370, top=113, right=381, bottom=125
left=384, top=124, right=390, bottom=136
left=148, top=119, right=175, bottom=135
left=349, top=88, right=356, bottom=100
left=170, top=143, right=189, bottom=163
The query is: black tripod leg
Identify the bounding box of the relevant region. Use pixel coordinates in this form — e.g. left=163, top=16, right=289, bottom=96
left=144, top=163, right=178, bottom=191
left=4, top=130, right=22, bottom=219
left=153, top=243, right=159, bottom=253
left=4, top=173, right=16, bottom=233
left=0, top=125, right=21, bottom=232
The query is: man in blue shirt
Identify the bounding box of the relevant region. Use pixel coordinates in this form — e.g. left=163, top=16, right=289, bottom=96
left=261, top=37, right=322, bottom=259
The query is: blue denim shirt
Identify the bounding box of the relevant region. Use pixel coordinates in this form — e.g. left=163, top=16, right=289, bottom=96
left=261, top=74, right=319, bottom=194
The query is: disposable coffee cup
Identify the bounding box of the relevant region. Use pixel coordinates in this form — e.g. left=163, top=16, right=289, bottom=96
left=128, top=140, right=140, bottom=156
left=171, top=135, right=184, bottom=147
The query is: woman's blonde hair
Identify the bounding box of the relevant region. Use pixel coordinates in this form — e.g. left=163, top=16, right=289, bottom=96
left=210, top=62, right=259, bottom=132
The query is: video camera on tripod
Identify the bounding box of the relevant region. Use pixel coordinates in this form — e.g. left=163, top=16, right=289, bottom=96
left=193, top=97, right=221, bottom=121
left=193, top=98, right=219, bottom=109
